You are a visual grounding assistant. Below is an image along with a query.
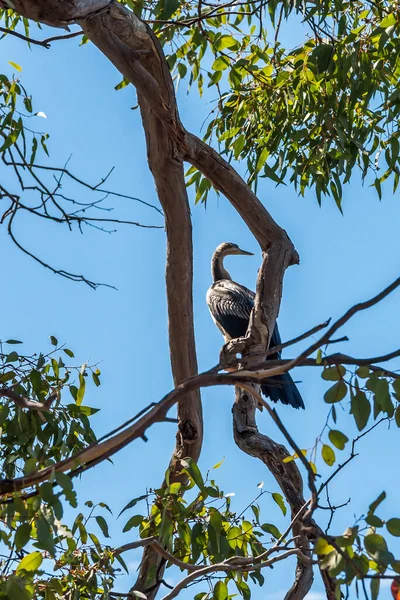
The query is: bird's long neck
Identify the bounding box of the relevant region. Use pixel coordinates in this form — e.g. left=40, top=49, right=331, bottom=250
left=211, top=252, right=232, bottom=282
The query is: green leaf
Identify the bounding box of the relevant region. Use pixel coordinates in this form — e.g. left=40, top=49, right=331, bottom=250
left=55, top=472, right=73, bottom=493
left=324, top=381, right=347, bottom=404
left=255, top=147, right=269, bottom=175
left=379, top=14, right=396, bottom=28
left=356, top=366, right=369, bottom=378
left=316, top=349, right=322, bottom=364
left=5, top=340, right=22, bottom=344
left=392, top=560, right=400, bottom=574
left=396, top=406, right=400, bottom=428
left=76, top=373, right=86, bottom=406
left=115, top=78, right=129, bottom=91
left=214, top=581, right=228, bottom=600
left=6, top=578, right=32, bottom=600
left=235, top=578, right=251, bottom=600
left=14, top=522, right=32, bottom=551
left=6, top=351, right=18, bottom=363
left=261, top=523, right=281, bottom=539
left=92, top=371, right=100, bottom=387
left=328, top=430, right=349, bottom=450
left=386, top=518, right=400, bottom=536
left=335, top=527, right=358, bottom=547
left=351, top=391, right=371, bottom=431
left=64, top=349, right=75, bottom=358
left=314, top=537, right=335, bottom=555
left=214, top=35, right=239, bottom=51
left=51, top=358, right=59, bottom=379
left=322, top=365, right=346, bottom=381
left=16, top=551, right=43, bottom=574
left=321, top=444, right=335, bottom=466
left=369, top=492, right=386, bottom=514
left=310, top=44, right=334, bottom=72
left=364, top=533, right=388, bottom=556
left=123, top=515, right=144, bottom=532
left=29, top=370, right=42, bottom=395
left=159, top=510, right=173, bottom=548
left=226, top=525, right=243, bottom=549
left=212, top=56, right=230, bottom=71
left=181, top=458, right=205, bottom=491
left=30, top=137, right=38, bottom=165
left=365, top=514, right=383, bottom=527
left=118, top=495, right=148, bottom=518
left=159, top=0, right=179, bottom=20
left=393, top=378, right=400, bottom=400
left=370, top=578, right=380, bottom=600
left=272, top=492, right=287, bottom=516
left=95, top=515, right=110, bottom=538
left=49, top=335, right=58, bottom=346
left=115, top=553, right=129, bottom=574
left=8, top=61, right=22, bottom=72
left=166, top=482, right=181, bottom=495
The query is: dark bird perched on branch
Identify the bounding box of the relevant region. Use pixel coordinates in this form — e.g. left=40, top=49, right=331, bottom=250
left=206, top=242, right=305, bottom=409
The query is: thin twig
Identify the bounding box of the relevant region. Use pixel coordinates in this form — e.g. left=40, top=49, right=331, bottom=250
left=0, top=26, right=83, bottom=48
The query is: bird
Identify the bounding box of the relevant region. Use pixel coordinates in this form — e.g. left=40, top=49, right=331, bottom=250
left=206, top=242, right=305, bottom=409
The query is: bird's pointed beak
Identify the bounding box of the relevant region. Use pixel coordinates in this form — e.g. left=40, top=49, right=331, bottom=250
left=237, top=247, right=254, bottom=256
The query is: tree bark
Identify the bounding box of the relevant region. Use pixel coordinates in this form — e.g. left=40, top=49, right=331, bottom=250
left=233, top=387, right=314, bottom=600
left=0, top=2, right=310, bottom=598
left=80, top=6, right=203, bottom=597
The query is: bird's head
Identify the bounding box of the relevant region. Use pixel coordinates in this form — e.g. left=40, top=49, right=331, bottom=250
left=215, top=242, right=254, bottom=257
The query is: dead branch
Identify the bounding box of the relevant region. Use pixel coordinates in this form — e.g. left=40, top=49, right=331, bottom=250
left=289, top=275, right=400, bottom=370
left=0, top=25, right=84, bottom=47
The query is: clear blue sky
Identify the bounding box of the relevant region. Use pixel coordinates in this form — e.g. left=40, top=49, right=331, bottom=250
left=2, top=18, right=400, bottom=600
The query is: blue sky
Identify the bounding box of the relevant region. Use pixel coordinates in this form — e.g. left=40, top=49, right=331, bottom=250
left=1, top=17, right=400, bottom=600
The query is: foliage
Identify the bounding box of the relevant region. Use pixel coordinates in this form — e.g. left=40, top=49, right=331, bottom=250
left=117, top=0, right=400, bottom=207
left=0, top=337, right=99, bottom=478
left=1, top=1, right=400, bottom=599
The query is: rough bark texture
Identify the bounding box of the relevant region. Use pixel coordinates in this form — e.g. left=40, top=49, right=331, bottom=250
left=81, top=7, right=202, bottom=597
left=0, top=2, right=318, bottom=598
left=233, top=387, right=314, bottom=600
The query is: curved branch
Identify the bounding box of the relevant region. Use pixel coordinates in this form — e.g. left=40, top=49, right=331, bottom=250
left=159, top=548, right=311, bottom=600
left=0, top=25, right=84, bottom=47
left=80, top=6, right=203, bottom=597
left=232, top=386, right=315, bottom=600
left=0, top=387, right=57, bottom=411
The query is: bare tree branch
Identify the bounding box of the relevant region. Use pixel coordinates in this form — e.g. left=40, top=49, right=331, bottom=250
left=80, top=7, right=203, bottom=596
left=0, top=272, right=397, bottom=497
left=232, top=386, right=316, bottom=600
left=0, top=25, right=84, bottom=47
left=159, top=548, right=313, bottom=600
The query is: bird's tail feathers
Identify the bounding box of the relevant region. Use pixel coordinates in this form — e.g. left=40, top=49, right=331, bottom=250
left=261, top=371, right=305, bottom=409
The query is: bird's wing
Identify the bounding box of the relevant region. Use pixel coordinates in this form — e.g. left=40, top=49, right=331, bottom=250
left=207, top=280, right=284, bottom=354
left=206, top=280, right=254, bottom=340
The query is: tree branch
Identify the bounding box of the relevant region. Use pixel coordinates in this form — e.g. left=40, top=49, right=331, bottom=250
left=232, top=386, right=315, bottom=600
left=0, top=25, right=84, bottom=47
left=0, top=387, right=58, bottom=411
left=79, top=6, right=203, bottom=596
left=159, top=548, right=312, bottom=600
